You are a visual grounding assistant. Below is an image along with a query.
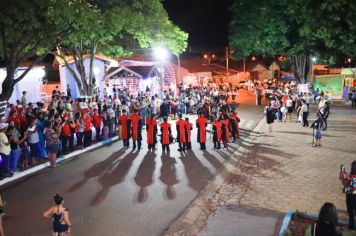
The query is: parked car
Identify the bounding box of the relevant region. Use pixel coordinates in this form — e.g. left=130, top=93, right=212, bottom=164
left=237, top=80, right=247, bottom=89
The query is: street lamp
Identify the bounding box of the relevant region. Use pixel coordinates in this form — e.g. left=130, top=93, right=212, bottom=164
left=154, top=46, right=169, bottom=98
left=311, top=57, right=317, bottom=81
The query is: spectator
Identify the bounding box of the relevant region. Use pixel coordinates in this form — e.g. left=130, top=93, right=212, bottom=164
left=311, top=202, right=340, bottom=236
left=340, top=161, right=356, bottom=230
left=60, top=114, right=71, bottom=154
left=6, top=125, right=27, bottom=173
left=21, top=91, right=27, bottom=107
left=82, top=112, right=92, bottom=147
left=27, top=118, right=39, bottom=166
left=36, top=112, right=47, bottom=158
left=92, top=108, right=102, bottom=141
left=264, top=103, right=275, bottom=133
left=351, top=89, right=356, bottom=109
left=0, top=123, right=12, bottom=177
left=44, top=120, right=61, bottom=168
left=75, top=112, right=84, bottom=150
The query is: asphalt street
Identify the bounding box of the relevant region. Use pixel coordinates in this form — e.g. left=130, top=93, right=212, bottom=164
left=1, top=91, right=264, bottom=236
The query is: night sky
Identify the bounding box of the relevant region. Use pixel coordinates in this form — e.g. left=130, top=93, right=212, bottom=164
left=163, top=0, right=233, bottom=49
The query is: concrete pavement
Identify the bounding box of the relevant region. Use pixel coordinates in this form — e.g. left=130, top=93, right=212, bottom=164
left=1, top=91, right=264, bottom=236
left=163, top=105, right=356, bottom=235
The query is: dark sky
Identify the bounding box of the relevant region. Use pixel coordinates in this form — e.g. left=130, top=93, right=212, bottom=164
left=163, top=0, right=233, bottom=49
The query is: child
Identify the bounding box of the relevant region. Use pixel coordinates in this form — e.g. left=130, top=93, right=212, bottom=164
left=20, top=141, right=31, bottom=169
left=313, top=116, right=323, bottom=147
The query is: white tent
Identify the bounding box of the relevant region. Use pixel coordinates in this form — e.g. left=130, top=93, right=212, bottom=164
left=0, top=67, right=45, bottom=104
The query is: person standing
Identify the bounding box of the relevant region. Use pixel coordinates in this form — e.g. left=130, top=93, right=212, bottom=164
left=119, top=110, right=130, bottom=148
left=43, top=194, right=71, bottom=236
left=92, top=108, right=102, bottom=141
left=221, top=114, right=231, bottom=149
left=0, top=123, right=12, bottom=177
left=301, top=99, right=309, bottom=127
left=60, top=114, right=71, bottom=154
left=196, top=112, right=208, bottom=150
left=7, top=125, right=27, bottom=173
left=351, top=89, right=356, bottom=109
left=265, top=103, right=275, bottom=133
left=212, top=116, right=222, bottom=149
left=185, top=118, right=193, bottom=150
left=255, top=86, right=262, bottom=106
left=146, top=113, right=157, bottom=152
left=27, top=118, right=39, bottom=166
left=160, top=117, right=171, bottom=153
left=176, top=114, right=186, bottom=151
left=82, top=112, right=92, bottom=147
left=130, top=109, right=142, bottom=150
left=230, top=111, right=240, bottom=142
left=44, top=121, right=62, bottom=168
left=340, top=161, right=356, bottom=230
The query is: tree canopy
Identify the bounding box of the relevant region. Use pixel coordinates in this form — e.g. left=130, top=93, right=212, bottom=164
left=0, top=0, right=188, bottom=100
left=229, top=0, right=356, bottom=82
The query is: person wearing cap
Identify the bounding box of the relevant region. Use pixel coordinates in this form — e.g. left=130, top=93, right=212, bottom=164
left=185, top=117, right=193, bottom=150
left=176, top=114, right=186, bottom=151
left=92, top=108, right=102, bottom=141
left=196, top=112, right=208, bottom=150
left=119, top=109, right=131, bottom=148
left=43, top=194, right=72, bottom=235
left=0, top=123, right=12, bottom=177
left=160, top=117, right=172, bottom=152
left=146, top=113, right=157, bottom=151
left=130, top=109, right=142, bottom=150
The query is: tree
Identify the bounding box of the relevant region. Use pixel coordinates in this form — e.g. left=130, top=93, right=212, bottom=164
left=229, top=0, right=356, bottom=83
left=55, top=0, right=188, bottom=97
left=0, top=0, right=88, bottom=103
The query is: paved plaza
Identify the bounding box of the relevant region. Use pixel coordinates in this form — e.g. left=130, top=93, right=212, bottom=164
left=164, top=106, right=356, bottom=235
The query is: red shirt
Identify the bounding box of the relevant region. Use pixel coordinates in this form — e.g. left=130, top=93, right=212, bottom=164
left=92, top=113, right=102, bottom=128
left=83, top=117, right=92, bottom=132
left=176, top=119, right=186, bottom=142
left=61, top=123, right=71, bottom=137
left=160, top=122, right=171, bottom=144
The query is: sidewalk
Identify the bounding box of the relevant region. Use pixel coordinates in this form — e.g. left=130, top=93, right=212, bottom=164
left=163, top=107, right=356, bottom=235
left=0, top=136, right=118, bottom=187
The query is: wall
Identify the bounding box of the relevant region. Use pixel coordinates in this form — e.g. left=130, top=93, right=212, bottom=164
left=0, top=67, right=44, bottom=104
left=59, top=58, right=106, bottom=99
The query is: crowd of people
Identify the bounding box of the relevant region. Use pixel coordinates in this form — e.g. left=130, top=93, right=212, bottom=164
left=0, top=84, right=245, bottom=179
left=260, top=80, right=331, bottom=147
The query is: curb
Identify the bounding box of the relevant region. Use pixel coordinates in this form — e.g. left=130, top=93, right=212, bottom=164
left=0, top=136, right=118, bottom=187
left=278, top=210, right=349, bottom=236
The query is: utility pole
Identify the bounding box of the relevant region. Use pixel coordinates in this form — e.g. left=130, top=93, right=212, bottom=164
left=226, top=46, right=229, bottom=81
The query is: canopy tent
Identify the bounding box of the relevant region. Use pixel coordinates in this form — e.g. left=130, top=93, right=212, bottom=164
left=104, top=60, right=177, bottom=96
left=0, top=67, right=45, bottom=104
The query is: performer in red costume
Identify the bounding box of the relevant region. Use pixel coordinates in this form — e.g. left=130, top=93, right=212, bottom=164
left=119, top=109, right=131, bottom=148
left=176, top=114, right=186, bottom=151
left=160, top=117, right=172, bottom=152
left=130, top=109, right=142, bottom=150
left=146, top=113, right=157, bottom=151
left=212, top=116, right=222, bottom=149
left=185, top=117, right=193, bottom=150
left=221, top=114, right=231, bottom=149
left=196, top=112, right=208, bottom=150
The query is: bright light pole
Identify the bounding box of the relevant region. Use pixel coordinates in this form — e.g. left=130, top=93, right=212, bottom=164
left=311, top=57, right=317, bottom=81
left=154, top=46, right=168, bottom=99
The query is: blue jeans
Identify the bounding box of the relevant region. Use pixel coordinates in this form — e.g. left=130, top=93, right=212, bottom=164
left=10, top=148, right=21, bottom=172
left=1, top=152, right=11, bottom=175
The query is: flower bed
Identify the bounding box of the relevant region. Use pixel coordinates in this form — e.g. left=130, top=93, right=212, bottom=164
left=281, top=211, right=356, bottom=236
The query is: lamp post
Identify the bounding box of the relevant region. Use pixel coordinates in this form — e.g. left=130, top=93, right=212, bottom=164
left=154, top=46, right=168, bottom=99
left=311, top=57, right=317, bottom=81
